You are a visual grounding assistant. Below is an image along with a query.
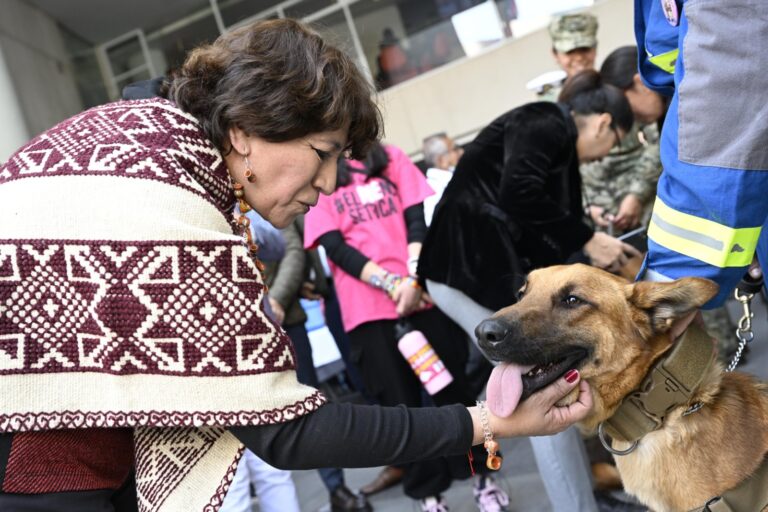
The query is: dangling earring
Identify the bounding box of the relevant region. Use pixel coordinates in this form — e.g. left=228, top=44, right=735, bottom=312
left=244, top=155, right=255, bottom=183
left=232, top=182, right=252, bottom=214
left=231, top=183, right=266, bottom=278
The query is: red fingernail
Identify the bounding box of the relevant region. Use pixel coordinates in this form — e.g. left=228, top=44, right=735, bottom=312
left=565, top=369, right=579, bottom=383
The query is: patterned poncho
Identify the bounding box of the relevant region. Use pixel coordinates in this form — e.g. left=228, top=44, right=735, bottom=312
left=0, top=98, right=324, bottom=511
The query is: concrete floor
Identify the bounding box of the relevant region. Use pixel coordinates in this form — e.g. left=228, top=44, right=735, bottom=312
left=248, top=292, right=768, bottom=512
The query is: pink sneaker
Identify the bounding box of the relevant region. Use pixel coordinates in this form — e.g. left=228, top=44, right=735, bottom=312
left=420, top=495, right=449, bottom=512
left=473, top=476, right=510, bottom=512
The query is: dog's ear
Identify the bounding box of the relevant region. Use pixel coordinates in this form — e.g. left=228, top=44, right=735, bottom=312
left=626, top=278, right=719, bottom=333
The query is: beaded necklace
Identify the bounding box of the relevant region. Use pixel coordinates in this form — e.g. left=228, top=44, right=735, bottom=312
left=231, top=180, right=267, bottom=285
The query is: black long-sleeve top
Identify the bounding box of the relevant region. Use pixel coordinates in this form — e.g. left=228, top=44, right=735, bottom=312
left=232, top=402, right=472, bottom=469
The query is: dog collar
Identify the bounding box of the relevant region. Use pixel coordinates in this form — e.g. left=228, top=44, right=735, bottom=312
left=601, top=322, right=717, bottom=448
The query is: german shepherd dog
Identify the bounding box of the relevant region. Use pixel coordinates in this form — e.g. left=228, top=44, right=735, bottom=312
left=476, top=264, right=768, bottom=512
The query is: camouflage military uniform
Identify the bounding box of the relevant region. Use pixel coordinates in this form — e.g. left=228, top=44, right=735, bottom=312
left=580, top=122, right=661, bottom=234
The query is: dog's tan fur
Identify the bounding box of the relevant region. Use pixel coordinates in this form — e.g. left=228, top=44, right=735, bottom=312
left=487, top=264, right=768, bottom=512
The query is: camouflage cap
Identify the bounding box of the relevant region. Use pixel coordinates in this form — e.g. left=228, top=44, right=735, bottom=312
left=549, top=13, right=598, bottom=53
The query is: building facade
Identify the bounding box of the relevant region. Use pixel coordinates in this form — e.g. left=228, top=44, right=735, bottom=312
left=0, top=0, right=633, bottom=161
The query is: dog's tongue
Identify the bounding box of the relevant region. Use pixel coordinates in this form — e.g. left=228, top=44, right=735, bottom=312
left=486, top=363, right=532, bottom=417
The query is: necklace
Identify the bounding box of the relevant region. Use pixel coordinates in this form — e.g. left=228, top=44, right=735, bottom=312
left=231, top=181, right=267, bottom=285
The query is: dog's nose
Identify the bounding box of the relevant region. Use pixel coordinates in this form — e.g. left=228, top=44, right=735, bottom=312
left=475, top=318, right=510, bottom=349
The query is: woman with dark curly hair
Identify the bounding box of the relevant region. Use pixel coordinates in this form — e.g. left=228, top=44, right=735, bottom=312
left=0, top=19, right=591, bottom=512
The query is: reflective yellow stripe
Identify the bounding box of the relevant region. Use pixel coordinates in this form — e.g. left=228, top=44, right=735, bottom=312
left=647, top=49, right=678, bottom=74
left=648, top=198, right=761, bottom=268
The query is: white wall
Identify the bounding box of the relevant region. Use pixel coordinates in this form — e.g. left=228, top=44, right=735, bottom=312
left=0, top=44, right=28, bottom=163
left=377, top=0, right=635, bottom=157
left=0, top=0, right=83, bottom=155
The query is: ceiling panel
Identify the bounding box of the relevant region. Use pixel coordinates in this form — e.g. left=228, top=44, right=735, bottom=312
left=25, top=0, right=213, bottom=44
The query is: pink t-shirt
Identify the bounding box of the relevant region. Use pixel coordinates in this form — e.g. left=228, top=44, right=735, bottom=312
left=304, top=145, right=434, bottom=332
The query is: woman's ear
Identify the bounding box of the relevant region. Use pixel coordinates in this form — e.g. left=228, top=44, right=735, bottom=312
left=228, top=126, right=249, bottom=156
left=597, top=112, right=613, bottom=135
left=632, top=73, right=644, bottom=89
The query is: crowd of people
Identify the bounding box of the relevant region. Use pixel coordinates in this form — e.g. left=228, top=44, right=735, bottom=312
left=0, top=1, right=763, bottom=512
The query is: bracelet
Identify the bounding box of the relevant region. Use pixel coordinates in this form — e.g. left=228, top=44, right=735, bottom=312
left=369, top=271, right=403, bottom=299
left=369, top=272, right=421, bottom=298
left=383, top=273, right=403, bottom=298
left=477, top=400, right=502, bottom=471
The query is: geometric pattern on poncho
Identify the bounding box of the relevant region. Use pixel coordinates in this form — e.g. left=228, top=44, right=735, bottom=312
left=0, top=100, right=232, bottom=214
left=0, top=240, right=293, bottom=375
left=134, top=426, right=242, bottom=512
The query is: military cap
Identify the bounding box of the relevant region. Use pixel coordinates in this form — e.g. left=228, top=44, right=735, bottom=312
left=548, top=13, right=598, bottom=53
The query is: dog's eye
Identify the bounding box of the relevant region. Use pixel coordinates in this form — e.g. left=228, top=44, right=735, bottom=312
left=563, top=295, right=583, bottom=307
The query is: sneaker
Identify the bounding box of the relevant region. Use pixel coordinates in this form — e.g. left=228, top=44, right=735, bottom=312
left=473, top=476, right=510, bottom=512
left=420, top=495, right=449, bottom=512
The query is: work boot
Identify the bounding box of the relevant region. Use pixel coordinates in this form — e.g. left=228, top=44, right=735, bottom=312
left=330, top=485, right=372, bottom=512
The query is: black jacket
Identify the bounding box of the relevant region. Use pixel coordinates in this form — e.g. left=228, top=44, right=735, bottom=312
left=419, top=102, right=594, bottom=310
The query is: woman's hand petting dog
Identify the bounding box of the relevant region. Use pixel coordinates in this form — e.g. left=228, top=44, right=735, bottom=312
left=470, top=372, right=593, bottom=444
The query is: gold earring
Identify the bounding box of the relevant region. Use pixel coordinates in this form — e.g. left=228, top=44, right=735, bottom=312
left=244, top=155, right=255, bottom=183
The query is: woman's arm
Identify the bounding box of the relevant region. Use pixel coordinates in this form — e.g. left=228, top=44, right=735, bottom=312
left=319, top=230, right=423, bottom=315
left=231, top=403, right=471, bottom=470
left=404, top=203, right=426, bottom=276
left=230, top=372, right=591, bottom=470
left=318, top=230, right=370, bottom=278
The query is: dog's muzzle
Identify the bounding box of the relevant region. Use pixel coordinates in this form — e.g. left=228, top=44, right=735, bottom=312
left=475, top=318, right=512, bottom=354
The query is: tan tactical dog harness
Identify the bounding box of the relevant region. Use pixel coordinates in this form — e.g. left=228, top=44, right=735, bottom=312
left=599, top=324, right=768, bottom=512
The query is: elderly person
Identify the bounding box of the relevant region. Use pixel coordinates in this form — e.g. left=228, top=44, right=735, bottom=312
left=421, top=132, right=463, bottom=227
left=0, top=19, right=591, bottom=512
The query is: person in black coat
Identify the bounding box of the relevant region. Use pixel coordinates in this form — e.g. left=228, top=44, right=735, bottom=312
left=420, top=70, right=639, bottom=313
left=418, top=69, right=640, bottom=511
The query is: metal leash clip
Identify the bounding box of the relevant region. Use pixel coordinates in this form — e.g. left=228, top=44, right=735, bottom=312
left=727, top=287, right=755, bottom=372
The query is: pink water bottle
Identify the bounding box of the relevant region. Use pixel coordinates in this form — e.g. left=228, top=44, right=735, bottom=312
left=396, top=320, right=453, bottom=395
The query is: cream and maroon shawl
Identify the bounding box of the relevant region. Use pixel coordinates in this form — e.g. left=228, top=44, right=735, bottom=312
left=0, top=98, right=324, bottom=511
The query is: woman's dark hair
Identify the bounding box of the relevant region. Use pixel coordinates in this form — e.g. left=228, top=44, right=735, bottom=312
left=168, top=18, right=382, bottom=159
left=558, top=69, right=633, bottom=133
left=600, top=46, right=638, bottom=90
left=336, top=141, right=391, bottom=188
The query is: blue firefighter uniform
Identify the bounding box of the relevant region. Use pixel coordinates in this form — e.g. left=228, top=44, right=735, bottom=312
left=635, top=0, right=768, bottom=307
